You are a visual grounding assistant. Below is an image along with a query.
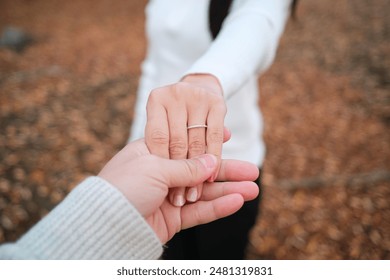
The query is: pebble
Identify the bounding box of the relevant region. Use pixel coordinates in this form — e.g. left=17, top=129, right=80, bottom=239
left=0, top=26, right=34, bottom=52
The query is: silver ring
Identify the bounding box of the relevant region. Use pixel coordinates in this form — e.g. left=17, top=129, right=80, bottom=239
left=187, top=124, right=208, bottom=130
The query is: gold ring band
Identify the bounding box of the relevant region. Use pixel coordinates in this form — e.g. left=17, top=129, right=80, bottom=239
left=187, top=124, right=208, bottom=129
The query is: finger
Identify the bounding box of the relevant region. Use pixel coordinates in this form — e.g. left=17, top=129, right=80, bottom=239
left=167, top=105, right=188, bottom=159
left=186, top=108, right=208, bottom=202
left=200, top=181, right=259, bottom=202
left=187, top=119, right=207, bottom=159
left=185, top=184, right=203, bottom=203
left=169, top=187, right=186, bottom=207
left=216, top=159, right=260, bottom=182
left=223, top=126, right=231, bottom=143
left=162, top=154, right=217, bottom=189
left=186, top=125, right=207, bottom=202
left=146, top=93, right=170, bottom=158
left=167, top=104, right=189, bottom=206
left=181, top=194, right=244, bottom=230
left=185, top=125, right=231, bottom=203
left=206, top=102, right=226, bottom=181
left=187, top=91, right=208, bottom=159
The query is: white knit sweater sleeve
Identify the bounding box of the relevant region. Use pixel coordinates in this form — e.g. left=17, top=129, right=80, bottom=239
left=0, top=177, right=163, bottom=259
left=184, top=0, right=292, bottom=98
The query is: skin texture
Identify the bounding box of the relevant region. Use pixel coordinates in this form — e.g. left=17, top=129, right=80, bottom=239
left=145, top=73, right=226, bottom=207
left=98, top=139, right=259, bottom=243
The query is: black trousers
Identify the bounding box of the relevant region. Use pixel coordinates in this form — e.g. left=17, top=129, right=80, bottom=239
left=163, top=170, right=262, bottom=260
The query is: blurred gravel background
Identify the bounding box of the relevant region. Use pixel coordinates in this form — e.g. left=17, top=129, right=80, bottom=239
left=0, top=0, right=389, bottom=259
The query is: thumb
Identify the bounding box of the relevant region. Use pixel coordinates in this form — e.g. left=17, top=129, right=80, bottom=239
left=161, top=154, right=217, bottom=188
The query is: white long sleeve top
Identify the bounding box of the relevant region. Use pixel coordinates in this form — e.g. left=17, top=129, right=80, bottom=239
left=0, top=177, right=162, bottom=259
left=130, top=0, right=291, bottom=166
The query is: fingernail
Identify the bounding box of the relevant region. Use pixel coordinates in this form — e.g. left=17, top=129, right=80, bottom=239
left=207, top=173, right=216, bottom=183
left=198, top=154, right=217, bottom=170
left=187, top=187, right=198, bottom=202
left=173, top=195, right=185, bottom=207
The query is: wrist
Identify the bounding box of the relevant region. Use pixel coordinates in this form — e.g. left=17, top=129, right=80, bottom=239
left=181, top=73, right=223, bottom=96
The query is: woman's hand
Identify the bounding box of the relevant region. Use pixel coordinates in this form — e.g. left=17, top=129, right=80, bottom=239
left=98, top=139, right=259, bottom=244
left=145, top=74, right=226, bottom=206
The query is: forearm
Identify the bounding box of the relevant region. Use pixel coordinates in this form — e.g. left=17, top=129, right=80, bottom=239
left=184, top=0, right=292, bottom=98
left=0, top=177, right=162, bottom=260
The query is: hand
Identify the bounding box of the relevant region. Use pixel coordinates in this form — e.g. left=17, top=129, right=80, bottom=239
left=98, top=139, right=259, bottom=244
left=145, top=74, right=226, bottom=206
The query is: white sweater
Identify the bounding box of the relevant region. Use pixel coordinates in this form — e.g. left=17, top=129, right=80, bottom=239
left=130, top=0, right=291, bottom=166
left=0, top=177, right=162, bottom=259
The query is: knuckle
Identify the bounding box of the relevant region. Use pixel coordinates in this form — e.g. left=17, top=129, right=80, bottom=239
left=192, top=208, right=203, bottom=225
left=172, top=82, right=185, bottom=92
left=147, top=89, right=161, bottom=103
left=149, top=130, right=169, bottom=145
left=188, top=138, right=205, bottom=155
left=147, top=87, right=171, bottom=105
left=169, top=138, right=187, bottom=157
left=220, top=103, right=227, bottom=115
left=208, top=128, right=224, bottom=143
left=212, top=101, right=227, bottom=115
left=170, top=83, right=186, bottom=99
left=153, top=83, right=185, bottom=103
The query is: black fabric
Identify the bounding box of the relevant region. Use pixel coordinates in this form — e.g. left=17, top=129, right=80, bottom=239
left=163, top=170, right=262, bottom=260
left=291, top=0, right=298, bottom=18
left=209, top=0, right=299, bottom=37
left=208, top=0, right=233, bottom=39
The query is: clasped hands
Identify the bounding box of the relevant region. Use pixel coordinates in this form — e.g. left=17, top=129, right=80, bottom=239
left=98, top=74, right=259, bottom=244
left=145, top=74, right=231, bottom=207
left=99, top=139, right=259, bottom=244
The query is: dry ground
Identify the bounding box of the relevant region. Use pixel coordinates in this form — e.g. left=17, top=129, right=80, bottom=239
left=0, top=0, right=389, bottom=259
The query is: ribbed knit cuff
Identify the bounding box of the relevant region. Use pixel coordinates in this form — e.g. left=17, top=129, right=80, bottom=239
left=16, top=177, right=163, bottom=259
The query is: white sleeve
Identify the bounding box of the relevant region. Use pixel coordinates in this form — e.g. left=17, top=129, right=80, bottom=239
left=0, top=177, right=163, bottom=260
left=184, top=0, right=292, bottom=98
